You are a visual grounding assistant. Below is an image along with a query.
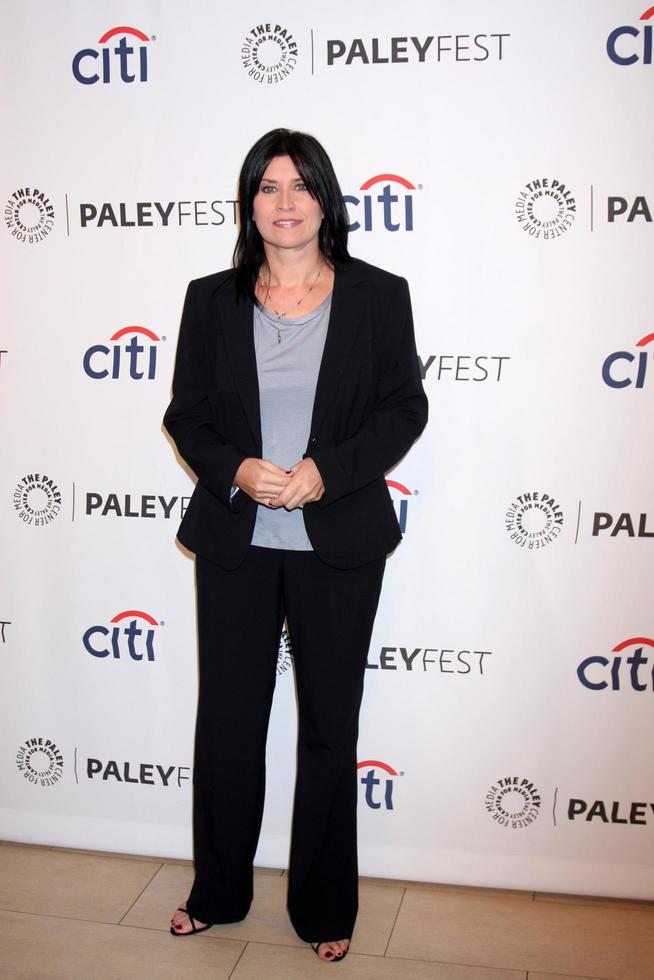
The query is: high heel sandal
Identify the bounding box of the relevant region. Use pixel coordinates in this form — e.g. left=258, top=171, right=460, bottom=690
left=170, top=905, right=213, bottom=937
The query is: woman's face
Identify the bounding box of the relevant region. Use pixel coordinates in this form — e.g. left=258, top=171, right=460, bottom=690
left=252, top=155, right=323, bottom=255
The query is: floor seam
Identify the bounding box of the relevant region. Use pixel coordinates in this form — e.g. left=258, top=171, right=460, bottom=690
left=532, top=897, right=654, bottom=914
left=382, top=886, right=406, bottom=957
left=227, top=939, right=250, bottom=977
left=116, top=861, right=164, bottom=925
left=0, top=907, right=165, bottom=928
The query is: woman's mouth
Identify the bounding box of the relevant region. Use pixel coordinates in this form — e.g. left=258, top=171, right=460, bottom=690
left=273, top=219, right=302, bottom=228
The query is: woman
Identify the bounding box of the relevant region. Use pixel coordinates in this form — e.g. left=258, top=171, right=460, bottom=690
left=163, top=129, right=427, bottom=962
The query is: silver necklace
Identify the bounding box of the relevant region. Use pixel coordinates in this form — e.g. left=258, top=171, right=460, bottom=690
left=259, top=261, right=323, bottom=343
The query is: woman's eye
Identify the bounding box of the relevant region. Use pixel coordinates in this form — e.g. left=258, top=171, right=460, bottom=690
left=261, top=184, right=276, bottom=193
left=295, top=183, right=307, bottom=191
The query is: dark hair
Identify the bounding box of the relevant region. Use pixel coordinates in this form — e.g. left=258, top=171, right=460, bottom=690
left=232, top=128, right=351, bottom=300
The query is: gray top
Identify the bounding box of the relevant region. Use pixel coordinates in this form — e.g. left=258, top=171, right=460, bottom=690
left=251, top=292, right=332, bottom=550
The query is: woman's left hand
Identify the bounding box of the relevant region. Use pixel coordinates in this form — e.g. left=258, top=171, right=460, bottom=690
left=274, top=458, right=325, bottom=510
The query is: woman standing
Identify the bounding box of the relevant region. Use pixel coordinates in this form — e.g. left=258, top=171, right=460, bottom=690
left=164, top=129, right=427, bottom=962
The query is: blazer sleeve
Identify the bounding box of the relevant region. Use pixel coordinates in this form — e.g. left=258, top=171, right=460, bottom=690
left=163, top=280, right=248, bottom=510
left=306, top=278, right=428, bottom=507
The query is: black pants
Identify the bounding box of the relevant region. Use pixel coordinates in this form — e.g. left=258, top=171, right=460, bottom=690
left=186, top=546, right=386, bottom=942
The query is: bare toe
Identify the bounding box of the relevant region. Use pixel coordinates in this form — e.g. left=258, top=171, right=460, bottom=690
left=313, top=939, right=350, bottom=961
left=170, top=905, right=208, bottom=935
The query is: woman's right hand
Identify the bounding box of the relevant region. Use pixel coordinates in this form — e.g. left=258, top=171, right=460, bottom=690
left=234, top=458, right=291, bottom=507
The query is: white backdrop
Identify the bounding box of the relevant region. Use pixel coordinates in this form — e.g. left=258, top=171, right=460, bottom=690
left=2, top=0, right=654, bottom=899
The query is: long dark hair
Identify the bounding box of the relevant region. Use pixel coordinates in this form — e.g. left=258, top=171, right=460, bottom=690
left=232, top=129, right=351, bottom=300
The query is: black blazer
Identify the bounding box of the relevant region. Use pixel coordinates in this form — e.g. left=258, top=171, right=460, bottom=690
left=163, top=258, right=428, bottom=569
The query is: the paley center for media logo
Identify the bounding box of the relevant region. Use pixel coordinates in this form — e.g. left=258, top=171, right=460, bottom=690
left=16, top=737, right=64, bottom=787
left=505, top=490, right=563, bottom=549
left=515, top=178, right=576, bottom=240
left=241, top=23, right=298, bottom=83
left=485, top=776, right=541, bottom=829
left=13, top=474, right=62, bottom=526
left=5, top=187, right=54, bottom=244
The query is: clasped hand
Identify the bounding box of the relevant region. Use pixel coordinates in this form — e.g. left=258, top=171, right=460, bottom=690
left=234, top=457, right=324, bottom=510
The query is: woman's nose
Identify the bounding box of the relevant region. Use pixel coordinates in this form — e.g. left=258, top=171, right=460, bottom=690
left=277, top=188, right=295, bottom=210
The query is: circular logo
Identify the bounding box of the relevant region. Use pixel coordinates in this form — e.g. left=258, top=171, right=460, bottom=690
left=16, top=738, right=64, bottom=787
left=13, top=473, right=62, bottom=526
left=4, top=187, right=55, bottom=243
left=241, top=24, right=298, bottom=84
left=505, top=490, right=563, bottom=549
left=515, top=178, right=576, bottom=240
left=277, top=627, right=293, bottom=675
left=485, top=777, right=541, bottom=829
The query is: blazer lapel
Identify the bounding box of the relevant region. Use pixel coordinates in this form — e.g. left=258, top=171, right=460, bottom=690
left=215, top=280, right=262, bottom=451
left=310, top=260, right=368, bottom=436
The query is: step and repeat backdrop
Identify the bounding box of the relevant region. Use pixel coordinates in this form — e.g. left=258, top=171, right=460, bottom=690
left=2, top=1, right=653, bottom=899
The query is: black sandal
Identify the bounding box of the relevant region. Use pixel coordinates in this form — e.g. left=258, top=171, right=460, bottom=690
left=311, top=940, right=350, bottom=962
left=170, top=905, right=213, bottom=937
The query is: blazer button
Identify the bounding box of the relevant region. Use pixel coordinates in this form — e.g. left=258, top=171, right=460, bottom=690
left=310, top=436, right=317, bottom=444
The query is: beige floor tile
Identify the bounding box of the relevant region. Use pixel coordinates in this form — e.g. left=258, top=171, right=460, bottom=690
left=534, top=890, right=654, bottom=911
left=123, top=863, right=403, bottom=954
left=0, top=843, right=160, bottom=924
left=49, top=845, right=165, bottom=864
left=387, top=888, right=654, bottom=979
left=362, top=875, right=531, bottom=900
left=48, top=845, right=282, bottom=873
left=349, top=880, right=405, bottom=955
left=120, top=863, right=196, bottom=930
left=528, top=974, right=603, bottom=980
left=0, top=909, right=244, bottom=979
left=231, top=942, right=526, bottom=979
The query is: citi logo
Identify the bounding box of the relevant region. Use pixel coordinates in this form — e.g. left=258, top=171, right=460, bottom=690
left=72, top=26, right=152, bottom=84
left=386, top=479, right=415, bottom=534
left=577, top=637, right=654, bottom=692
left=357, top=759, right=398, bottom=810
left=607, top=7, right=654, bottom=65
left=83, top=326, right=161, bottom=380
left=83, top=609, right=161, bottom=662
left=344, top=174, right=416, bottom=232
left=602, top=331, right=654, bottom=388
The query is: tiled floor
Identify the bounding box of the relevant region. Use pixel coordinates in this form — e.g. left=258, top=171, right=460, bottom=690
left=1, top=841, right=653, bottom=979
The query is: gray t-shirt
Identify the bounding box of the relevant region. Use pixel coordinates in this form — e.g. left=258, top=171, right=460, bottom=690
left=251, top=292, right=332, bottom=550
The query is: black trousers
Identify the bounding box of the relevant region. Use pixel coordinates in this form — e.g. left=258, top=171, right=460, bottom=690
left=186, top=545, right=386, bottom=942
